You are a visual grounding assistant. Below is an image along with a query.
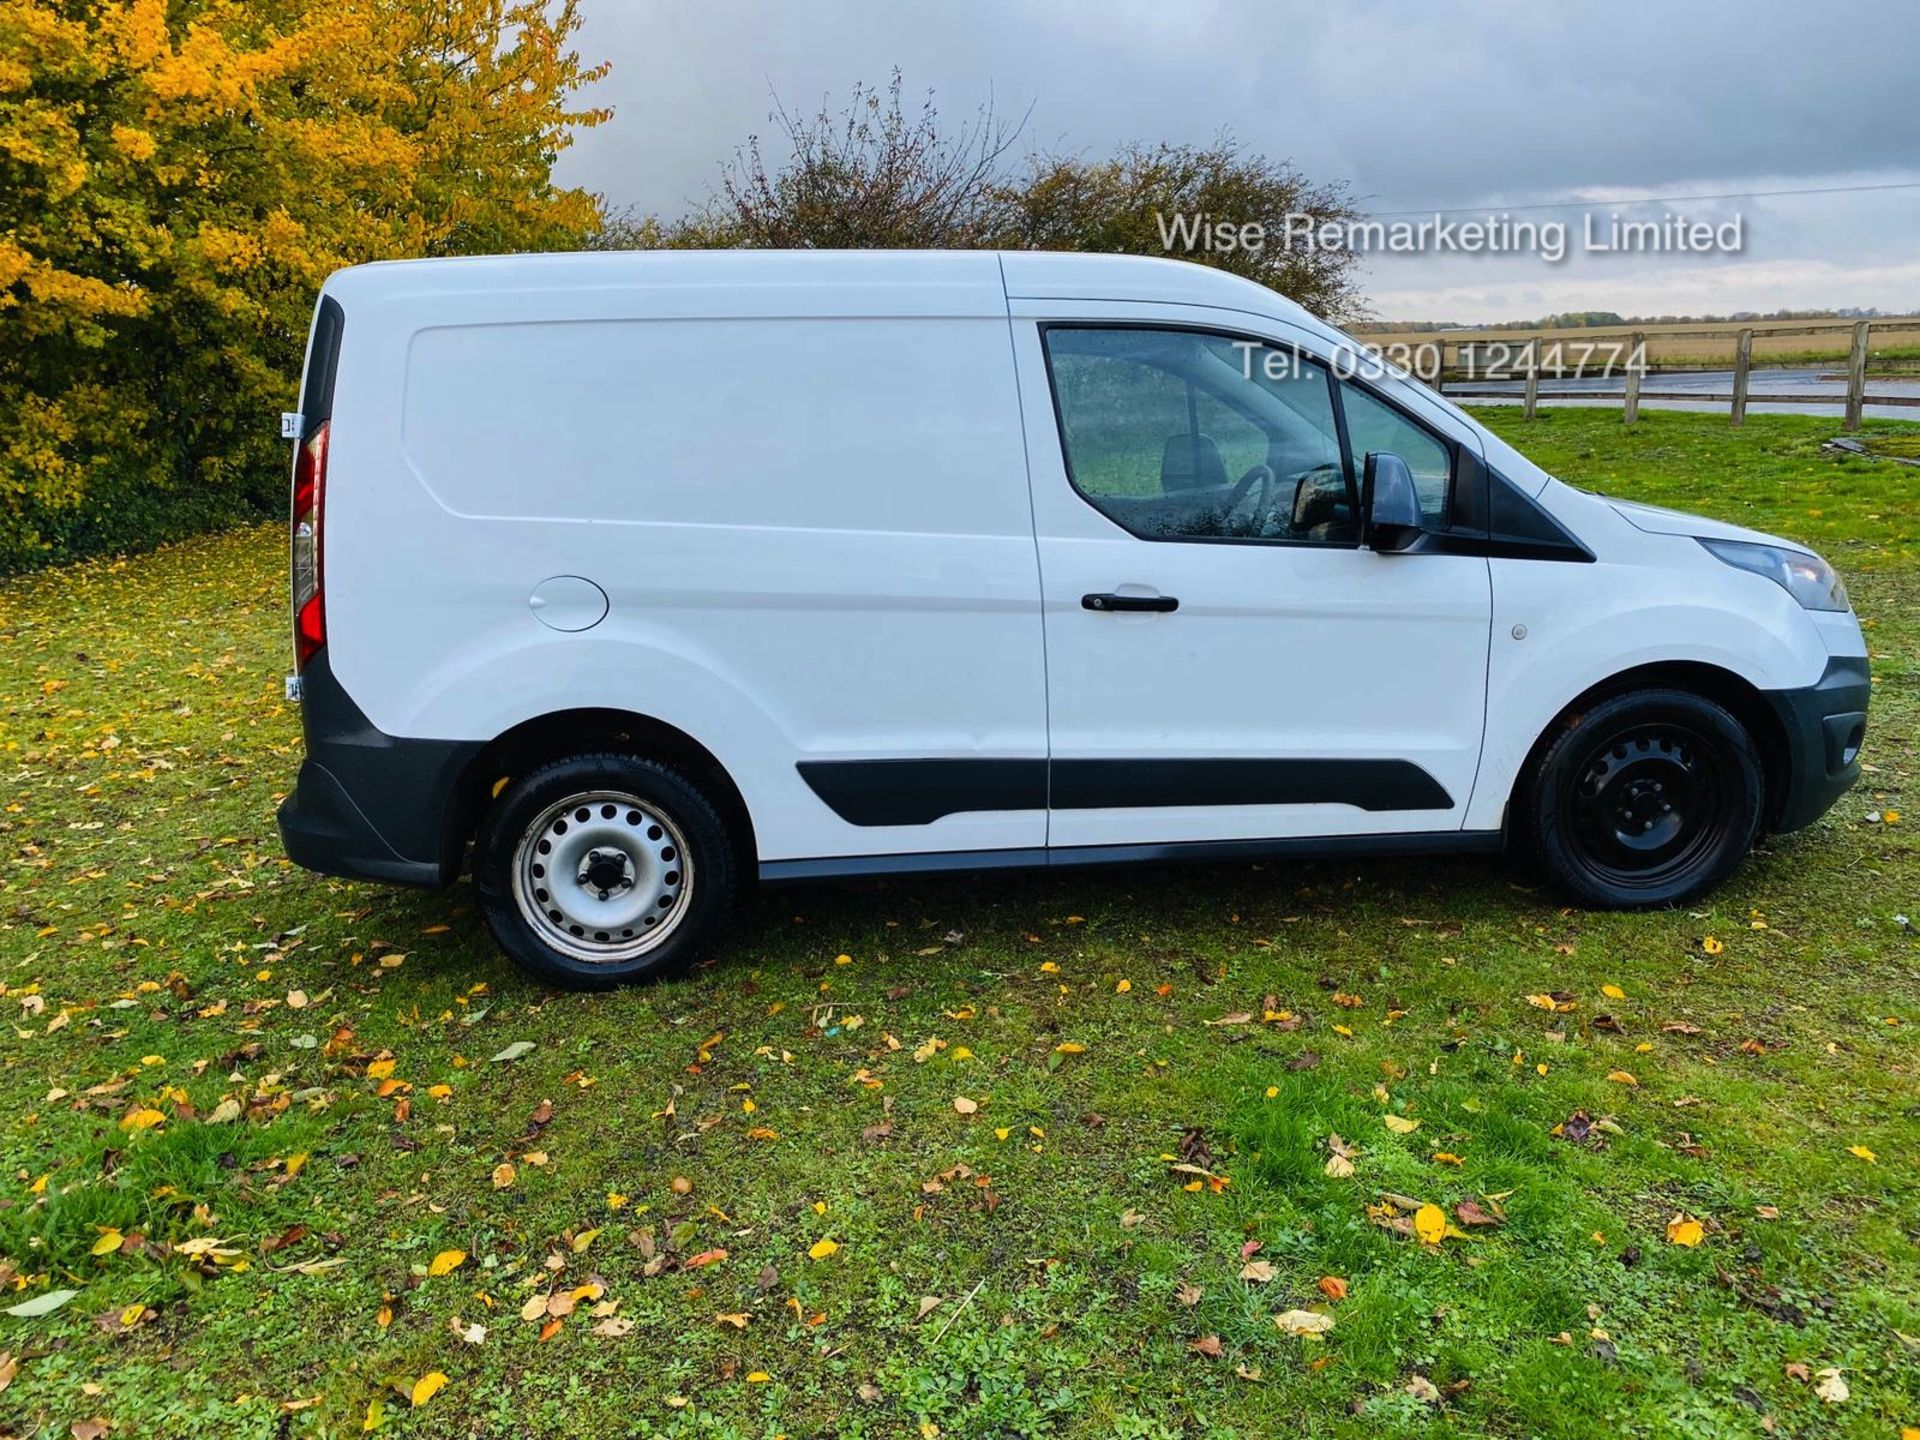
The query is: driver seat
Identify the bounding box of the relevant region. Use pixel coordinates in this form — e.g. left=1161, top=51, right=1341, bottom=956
left=1159, top=433, right=1229, bottom=493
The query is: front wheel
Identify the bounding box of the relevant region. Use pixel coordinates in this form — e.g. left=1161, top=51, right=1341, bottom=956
left=475, top=753, right=739, bottom=989
left=1522, top=689, right=1763, bottom=909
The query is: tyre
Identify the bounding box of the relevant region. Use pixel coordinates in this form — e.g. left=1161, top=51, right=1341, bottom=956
left=474, top=752, right=739, bottom=989
left=1521, top=688, right=1763, bottom=909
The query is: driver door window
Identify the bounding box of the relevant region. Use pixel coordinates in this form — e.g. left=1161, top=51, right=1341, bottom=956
left=1339, top=381, right=1452, bottom=527
left=1043, top=327, right=1356, bottom=544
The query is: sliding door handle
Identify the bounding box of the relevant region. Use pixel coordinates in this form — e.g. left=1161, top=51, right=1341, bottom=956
left=1083, top=592, right=1178, bottom=613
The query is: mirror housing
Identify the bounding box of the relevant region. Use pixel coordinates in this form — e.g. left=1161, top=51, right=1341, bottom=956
left=1362, top=452, right=1425, bottom=553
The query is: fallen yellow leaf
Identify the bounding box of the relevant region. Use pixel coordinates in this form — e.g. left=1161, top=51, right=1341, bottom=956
left=1413, top=1204, right=1447, bottom=1245
left=120, top=1108, right=165, bottom=1131
left=91, top=1229, right=124, bottom=1257
left=808, top=1238, right=839, bottom=1260
left=427, top=1249, right=466, bottom=1276
left=1847, top=1145, right=1877, bottom=1164
left=1606, top=1071, right=1638, bottom=1086
left=1666, top=1215, right=1704, bottom=1247
left=1383, top=1114, right=1419, bottom=1135
left=1601, top=984, right=1625, bottom=1000
left=1274, top=1308, right=1335, bottom=1335
left=410, top=1371, right=448, bottom=1407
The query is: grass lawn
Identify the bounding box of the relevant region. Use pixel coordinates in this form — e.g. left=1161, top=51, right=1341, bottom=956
left=1, top=408, right=1916, bottom=1439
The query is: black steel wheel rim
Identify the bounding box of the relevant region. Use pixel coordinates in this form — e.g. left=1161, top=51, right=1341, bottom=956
left=1566, top=721, right=1735, bottom=891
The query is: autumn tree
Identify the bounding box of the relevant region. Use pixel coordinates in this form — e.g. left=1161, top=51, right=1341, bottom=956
left=0, top=0, right=610, bottom=571
left=1005, top=142, right=1366, bottom=323
left=629, top=76, right=1365, bottom=322
left=671, top=72, right=1025, bottom=251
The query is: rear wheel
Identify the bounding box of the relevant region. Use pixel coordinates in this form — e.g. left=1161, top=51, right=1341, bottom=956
left=1523, top=688, right=1762, bottom=909
left=475, top=753, right=738, bottom=989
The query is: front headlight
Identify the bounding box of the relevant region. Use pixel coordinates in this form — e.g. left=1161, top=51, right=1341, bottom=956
left=1698, top=538, right=1850, bottom=612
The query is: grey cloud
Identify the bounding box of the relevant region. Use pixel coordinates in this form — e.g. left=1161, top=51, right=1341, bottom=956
left=553, top=0, right=1920, bottom=319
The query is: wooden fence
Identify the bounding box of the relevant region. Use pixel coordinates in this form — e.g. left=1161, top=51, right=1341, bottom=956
left=1422, top=319, right=1920, bottom=429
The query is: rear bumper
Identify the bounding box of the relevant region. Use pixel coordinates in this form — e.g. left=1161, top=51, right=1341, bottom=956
left=276, top=650, right=481, bottom=887
left=279, top=763, right=445, bottom=886
left=1764, top=654, right=1870, bottom=833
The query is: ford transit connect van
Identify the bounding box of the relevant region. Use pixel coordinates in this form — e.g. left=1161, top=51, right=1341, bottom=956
left=276, top=251, right=1869, bottom=988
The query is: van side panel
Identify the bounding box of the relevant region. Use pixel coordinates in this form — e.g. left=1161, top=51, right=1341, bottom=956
left=321, top=265, right=1048, bottom=863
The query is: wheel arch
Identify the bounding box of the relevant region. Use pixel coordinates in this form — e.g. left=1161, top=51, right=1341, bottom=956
left=452, top=709, right=757, bottom=873
left=1506, top=660, right=1792, bottom=836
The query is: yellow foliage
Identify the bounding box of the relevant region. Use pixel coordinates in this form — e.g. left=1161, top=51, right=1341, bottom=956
left=0, top=0, right=610, bottom=568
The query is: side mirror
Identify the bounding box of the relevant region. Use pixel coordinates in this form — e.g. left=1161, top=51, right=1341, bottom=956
left=1362, top=452, right=1425, bottom=553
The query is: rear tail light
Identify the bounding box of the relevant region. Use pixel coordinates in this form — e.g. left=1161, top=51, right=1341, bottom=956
left=291, top=421, right=328, bottom=669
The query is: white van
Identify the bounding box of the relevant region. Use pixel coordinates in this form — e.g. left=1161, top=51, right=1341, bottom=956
left=276, top=251, right=1868, bottom=988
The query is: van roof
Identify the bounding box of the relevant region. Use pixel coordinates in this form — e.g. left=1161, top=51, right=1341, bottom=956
left=320, top=248, right=1322, bottom=328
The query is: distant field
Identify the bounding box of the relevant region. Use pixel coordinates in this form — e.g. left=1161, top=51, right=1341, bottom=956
left=1362, top=316, right=1920, bottom=376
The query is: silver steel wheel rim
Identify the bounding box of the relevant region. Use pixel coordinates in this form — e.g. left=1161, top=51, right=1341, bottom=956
left=511, top=790, right=693, bottom=963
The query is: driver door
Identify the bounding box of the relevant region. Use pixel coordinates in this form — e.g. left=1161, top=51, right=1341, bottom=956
left=1007, top=307, right=1493, bottom=850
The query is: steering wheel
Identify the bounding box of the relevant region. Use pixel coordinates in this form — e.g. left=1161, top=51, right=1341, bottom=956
left=1222, top=463, right=1277, bottom=535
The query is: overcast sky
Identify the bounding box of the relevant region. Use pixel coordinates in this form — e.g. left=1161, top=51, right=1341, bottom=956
left=553, top=1, right=1920, bottom=323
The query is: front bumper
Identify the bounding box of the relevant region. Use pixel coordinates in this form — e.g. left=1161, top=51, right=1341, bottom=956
left=1763, top=654, right=1870, bottom=833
